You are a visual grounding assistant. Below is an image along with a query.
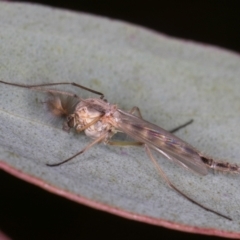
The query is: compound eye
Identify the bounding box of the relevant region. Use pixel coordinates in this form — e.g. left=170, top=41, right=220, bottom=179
left=67, top=115, right=75, bottom=128
left=62, top=115, right=75, bottom=132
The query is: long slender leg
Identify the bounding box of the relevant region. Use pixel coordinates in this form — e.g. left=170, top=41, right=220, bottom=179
left=0, top=80, right=104, bottom=98
left=107, top=141, right=143, bottom=146
left=47, top=131, right=108, bottom=167
left=0, top=82, right=102, bottom=106
left=145, top=145, right=231, bottom=220
left=129, top=106, right=193, bottom=133
left=169, top=119, right=193, bottom=133
left=1, top=81, right=83, bottom=100
left=75, top=115, right=103, bottom=133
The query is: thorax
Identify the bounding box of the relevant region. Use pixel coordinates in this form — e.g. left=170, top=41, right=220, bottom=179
left=72, top=98, right=120, bottom=139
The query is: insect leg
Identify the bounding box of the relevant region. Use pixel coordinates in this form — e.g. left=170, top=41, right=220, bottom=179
left=107, top=141, right=143, bottom=146
left=129, top=105, right=193, bottom=133
left=0, top=80, right=104, bottom=98
left=46, top=131, right=108, bottom=167
left=129, top=106, right=143, bottom=118
left=145, top=145, right=231, bottom=220
left=74, top=115, right=104, bottom=133
left=1, top=80, right=81, bottom=99
left=169, top=119, right=194, bottom=133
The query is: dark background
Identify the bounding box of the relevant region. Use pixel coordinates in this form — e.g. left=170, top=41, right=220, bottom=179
left=14, top=1, right=240, bottom=53
left=1, top=1, right=240, bottom=239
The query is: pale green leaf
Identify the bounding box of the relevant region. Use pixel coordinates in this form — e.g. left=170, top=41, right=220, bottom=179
left=1, top=2, right=240, bottom=237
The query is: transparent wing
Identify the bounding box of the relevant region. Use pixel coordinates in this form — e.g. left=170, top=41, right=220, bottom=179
left=116, top=109, right=208, bottom=175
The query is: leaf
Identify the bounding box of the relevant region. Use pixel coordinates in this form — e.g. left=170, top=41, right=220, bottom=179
left=1, top=2, right=240, bottom=237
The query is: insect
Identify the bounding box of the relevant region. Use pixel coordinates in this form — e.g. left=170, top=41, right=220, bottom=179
left=0, top=80, right=239, bottom=221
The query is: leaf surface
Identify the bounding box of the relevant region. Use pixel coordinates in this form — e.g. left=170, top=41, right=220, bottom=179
left=1, top=2, right=240, bottom=237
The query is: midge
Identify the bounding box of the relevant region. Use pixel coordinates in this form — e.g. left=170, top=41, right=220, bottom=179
left=1, top=80, right=239, bottom=221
